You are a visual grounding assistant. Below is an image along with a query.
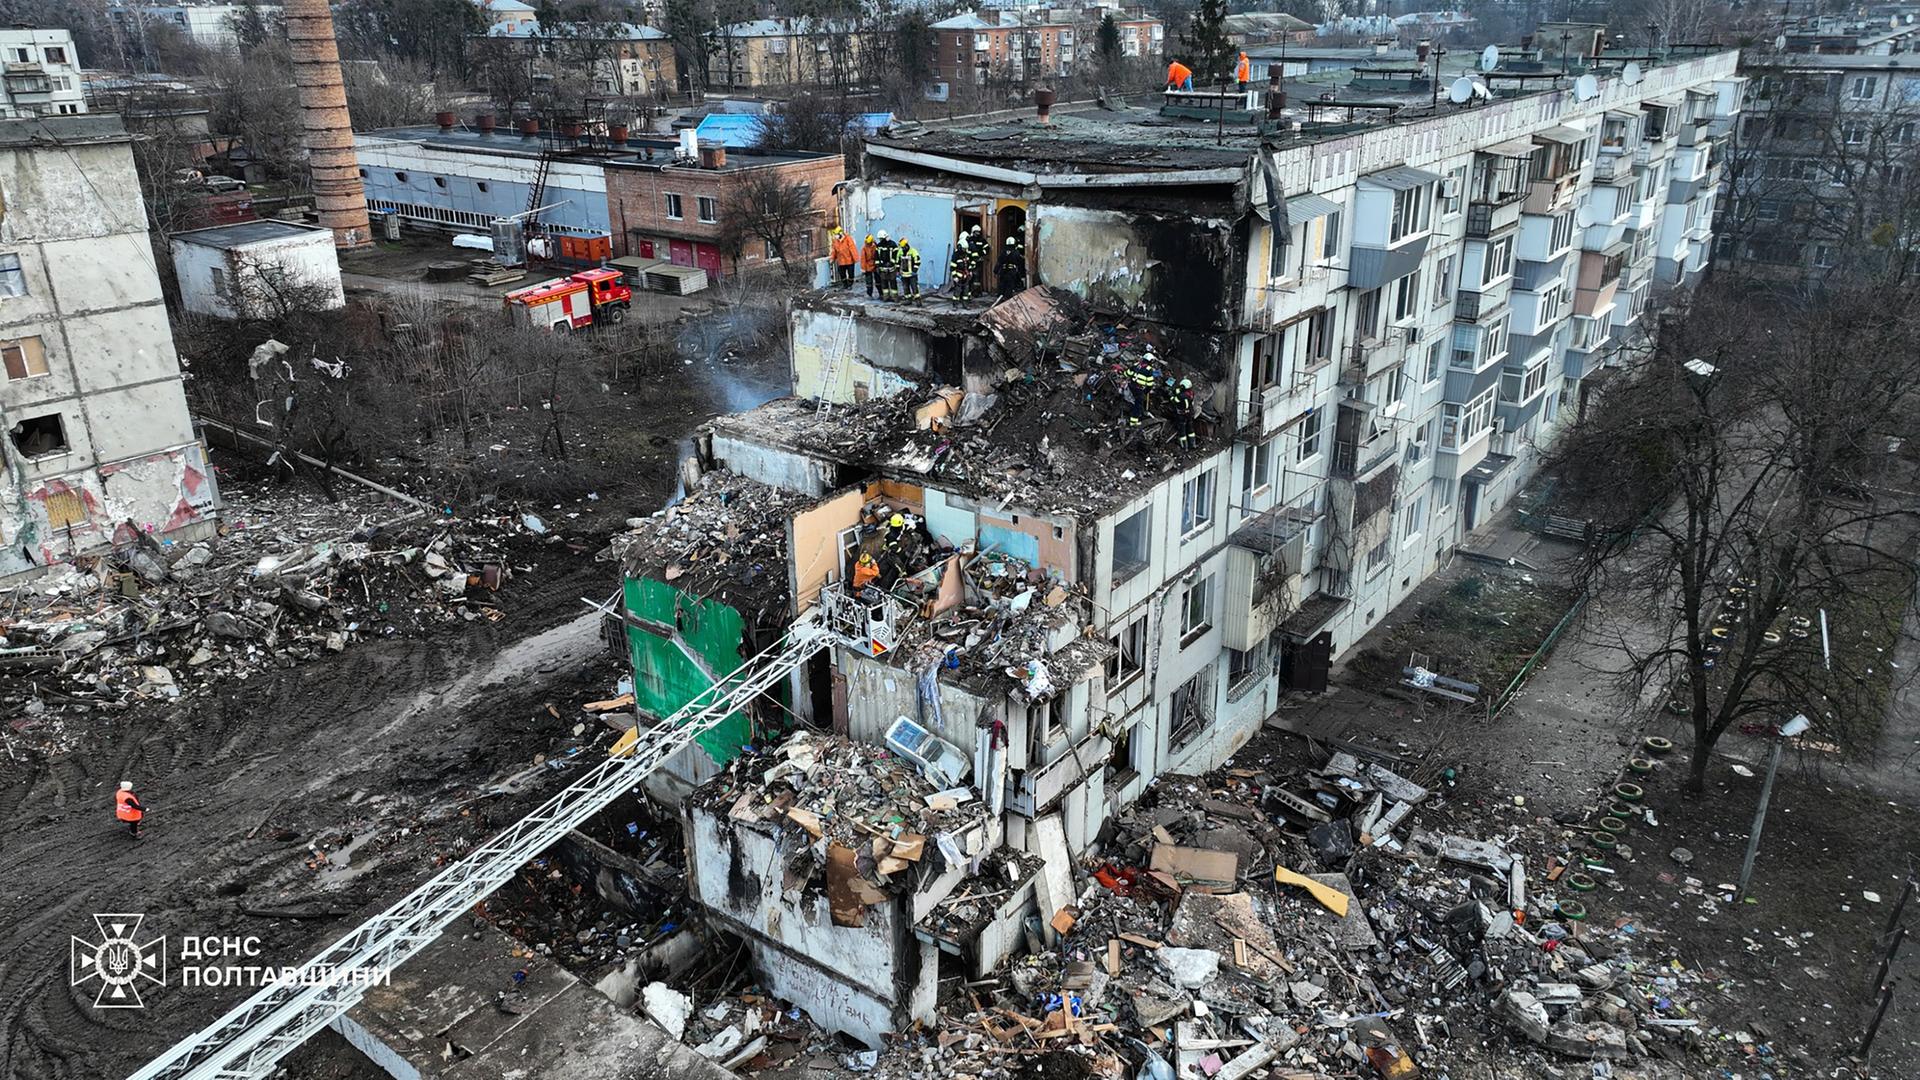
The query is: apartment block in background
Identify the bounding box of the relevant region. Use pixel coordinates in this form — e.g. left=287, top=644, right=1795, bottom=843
left=0, top=28, right=86, bottom=119
left=932, top=6, right=1162, bottom=86
left=0, top=115, right=219, bottom=578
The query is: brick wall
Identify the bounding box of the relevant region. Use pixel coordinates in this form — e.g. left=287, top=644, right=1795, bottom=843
left=603, top=153, right=844, bottom=278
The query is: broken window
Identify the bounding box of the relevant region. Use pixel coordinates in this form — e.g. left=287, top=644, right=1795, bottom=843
left=2, top=336, right=47, bottom=380
left=1169, top=667, right=1215, bottom=750
left=1111, top=507, right=1149, bottom=584
left=1106, top=615, right=1146, bottom=686
left=10, top=412, right=68, bottom=457
left=0, top=253, right=25, bottom=298
left=1106, top=721, right=1138, bottom=784
left=1251, top=331, right=1282, bottom=391
left=1227, top=644, right=1264, bottom=695
left=1179, top=574, right=1214, bottom=638
left=1180, top=469, right=1216, bottom=535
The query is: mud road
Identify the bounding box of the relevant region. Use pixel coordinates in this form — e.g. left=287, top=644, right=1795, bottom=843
left=0, top=554, right=626, bottom=1080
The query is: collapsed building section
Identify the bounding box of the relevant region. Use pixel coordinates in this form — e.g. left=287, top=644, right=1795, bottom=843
left=598, top=36, right=1743, bottom=1049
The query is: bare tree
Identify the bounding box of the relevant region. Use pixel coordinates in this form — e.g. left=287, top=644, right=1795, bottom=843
left=717, top=168, right=822, bottom=275
left=1545, top=283, right=1920, bottom=792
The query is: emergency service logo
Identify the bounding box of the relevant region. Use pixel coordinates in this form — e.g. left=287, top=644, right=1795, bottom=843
left=71, top=914, right=166, bottom=1009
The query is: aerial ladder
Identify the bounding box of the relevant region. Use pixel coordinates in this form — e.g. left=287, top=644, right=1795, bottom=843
left=128, top=605, right=876, bottom=1080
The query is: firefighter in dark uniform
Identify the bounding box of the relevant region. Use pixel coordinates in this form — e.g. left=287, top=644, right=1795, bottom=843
left=875, top=231, right=898, bottom=300
left=996, top=237, right=1027, bottom=298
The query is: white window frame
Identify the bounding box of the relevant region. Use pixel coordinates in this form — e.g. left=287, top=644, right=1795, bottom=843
left=664, top=192, right=684, bottom=220
left=1180, top=469, right=1217, bottom=536
left=1295, top=409, right=1324, bottom=462
left=697, top=196, right=719, bottom=223
left=1179, top=574, right=1215, bottom=638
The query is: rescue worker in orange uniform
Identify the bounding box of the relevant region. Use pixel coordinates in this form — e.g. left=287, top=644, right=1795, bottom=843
left=1237, top=52, right=1251, bottom=89
left=115, top=780, right=144, bottom=840
left=860, top=235, right=879, bottom=297
left=1167, top=60, right=1193, bottom=90
left=829, top=227, right=857, bottom=288
left=852, top=551, right=881, bottom=591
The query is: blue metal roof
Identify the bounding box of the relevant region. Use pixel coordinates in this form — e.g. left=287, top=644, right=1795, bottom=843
left=694, top=112, right=893, bottom=148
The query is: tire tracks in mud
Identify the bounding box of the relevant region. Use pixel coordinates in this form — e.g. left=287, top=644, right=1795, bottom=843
left=0, top=557, right=620, bottom=1080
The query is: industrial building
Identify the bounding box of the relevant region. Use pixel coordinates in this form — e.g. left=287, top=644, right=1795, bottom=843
left=608, top=41, right=1743, bottom=1045
left=169, top=220, right=345, bottom=320
left=0, top=115, right=220, bottom=578
left=355, top=123, right=842, bottom=278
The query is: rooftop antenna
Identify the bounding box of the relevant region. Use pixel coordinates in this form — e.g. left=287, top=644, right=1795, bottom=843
left=1623, top=61, right=1643, bottom=86
left=1480, top=44, right=1501, bottom=72
left=1574, top=73, right=1600, bottom=101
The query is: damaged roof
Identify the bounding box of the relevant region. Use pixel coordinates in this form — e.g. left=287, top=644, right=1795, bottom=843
left=612, top=471, right=807, bottom=619
left=871, top=108, right=1265, bottom=175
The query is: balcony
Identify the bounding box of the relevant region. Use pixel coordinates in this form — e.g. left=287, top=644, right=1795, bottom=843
left=1466, top=198, right=1523, bottom=239
left=1524, top=173, right=1579, bottom=215
left=1223, top=503, right=1313, bottom=650
left=1592, top=151, right=1632, bottom=183
left=1342, top=331, right=1407, bottom=385
left=1331, top=397, right=1397, bottom=480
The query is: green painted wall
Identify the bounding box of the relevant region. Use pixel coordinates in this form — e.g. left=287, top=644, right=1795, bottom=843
left=622, top=575, right=759, bottom=764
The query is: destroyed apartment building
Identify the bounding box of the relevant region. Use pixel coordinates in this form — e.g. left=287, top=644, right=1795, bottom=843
left=602, top=35, right=1744, bottom=1049
left=0, top=114, right=220, bottom=579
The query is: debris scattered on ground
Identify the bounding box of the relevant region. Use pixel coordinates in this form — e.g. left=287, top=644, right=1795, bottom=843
left=1, top=497, right=555, bottom=755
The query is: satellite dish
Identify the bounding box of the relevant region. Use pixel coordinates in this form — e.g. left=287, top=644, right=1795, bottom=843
left=1773, top=34, right=1787, bottom=51
left=1574, top=203, right=1595, bottom=228
left=1449, top=77, right=1475, bottom=104
left=1622, top=62, right=1643, bottom=86
left=1472, top=79, right=1493, bottom=100
left=1481, top=44, right=1501, bottom=72
left=1574, top=74, right=1600, bottom=101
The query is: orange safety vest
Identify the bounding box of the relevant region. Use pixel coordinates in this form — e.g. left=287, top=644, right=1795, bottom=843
left=831, top=232, right=857, bottom=266
left=852, top=556, right=879, bottom=589
left=1167, top=61, right=1192, bottom=86
left=115, top=789, right=143, bottom=822
left=860, top=242, right=878, bottom=272
left=1237, top=54, right=1250, bottom=82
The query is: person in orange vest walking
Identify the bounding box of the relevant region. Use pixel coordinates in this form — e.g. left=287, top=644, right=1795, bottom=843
left=115, top=781, right=144, bottom=840
left=1236, top=52, right=1251, bottom=89
left=829, top=227, right=857, bottom=289
left=1166, top=60, right=1193, bottom=91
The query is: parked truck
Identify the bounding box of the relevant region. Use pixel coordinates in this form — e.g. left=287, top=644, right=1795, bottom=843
left=503, top=268, right=632, bottom=331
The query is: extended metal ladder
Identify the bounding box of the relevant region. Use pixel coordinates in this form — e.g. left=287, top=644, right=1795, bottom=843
left=814, top=311, right=856, bottom=415
left=130, top=615, right=843, bottom=1080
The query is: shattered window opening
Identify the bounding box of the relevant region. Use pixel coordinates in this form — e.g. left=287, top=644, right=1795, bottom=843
left=1112, top=507, right=1149, bottom=585
left=1169, top=666, right=1215, bottom=750
left=10, top=412, right=69, bottom=458
left=0, top=253, right=25, bottom=298
left=1180, top=469, right=1216, bottom=535
left=1106, top=614, right=1146, bottom=687
left=2, top=335, right=48, bottom=380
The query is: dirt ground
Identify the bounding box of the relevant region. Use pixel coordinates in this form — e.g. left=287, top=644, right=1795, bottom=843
left=0, top=308, right=787, bottom=1076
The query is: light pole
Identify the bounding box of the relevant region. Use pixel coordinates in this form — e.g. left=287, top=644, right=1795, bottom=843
left=1735, top=713, right=1810, bottom=901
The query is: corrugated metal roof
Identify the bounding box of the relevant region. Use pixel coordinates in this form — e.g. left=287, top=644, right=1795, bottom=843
left=1359, top=164, right=1442, bottom=190
left=1285, top=192, right=1343, bottom=226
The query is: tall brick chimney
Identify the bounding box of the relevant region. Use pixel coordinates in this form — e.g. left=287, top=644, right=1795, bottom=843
left=284, top=0, right=371, bottom=248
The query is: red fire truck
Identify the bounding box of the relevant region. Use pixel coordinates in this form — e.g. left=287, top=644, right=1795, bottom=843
left=503, top=268, right=633, bottom=331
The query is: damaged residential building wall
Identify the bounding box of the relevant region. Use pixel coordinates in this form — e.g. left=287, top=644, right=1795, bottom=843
left=0, top=115, right=219, bottom=579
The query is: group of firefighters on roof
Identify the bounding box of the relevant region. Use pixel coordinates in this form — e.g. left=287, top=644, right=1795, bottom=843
left=1165, top=51, right=1253, bottom=92
left=827, top=224, right=1027, bottom=304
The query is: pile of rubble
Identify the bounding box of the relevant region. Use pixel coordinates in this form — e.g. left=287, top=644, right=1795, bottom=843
left=0, top=508, right=546, bottom=755
left=605, top=471, right=811, bottom=630
left=823, top=744, right=1743, bottom=1080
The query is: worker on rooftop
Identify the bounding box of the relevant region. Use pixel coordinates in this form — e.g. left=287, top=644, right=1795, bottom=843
left=996, top=237, right=1027, bottom=298
left=899, top=238, right=921, bottom=303
left=115, top=780, right=144, bottom=840
left=829, top=227, right=857, bottom=289
left=875, top=231, right=898, bottom=300
left=1167, top=60, right=1193, bottom=91
left=1237, top=52, right=1251, bottom=89
left=860, top=234, right=878, bottom=298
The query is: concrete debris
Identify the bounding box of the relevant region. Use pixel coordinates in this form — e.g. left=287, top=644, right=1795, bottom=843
left=643, top=981, right=692, bottom=1040
left=1, top=499, right=540, bottom=756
